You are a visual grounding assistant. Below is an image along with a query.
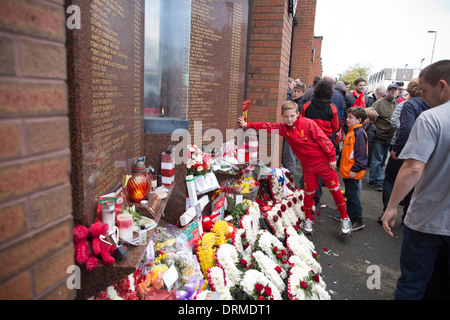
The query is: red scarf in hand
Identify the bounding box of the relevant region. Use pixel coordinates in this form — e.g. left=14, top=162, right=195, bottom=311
left=352, top=91, right=366, bottom=108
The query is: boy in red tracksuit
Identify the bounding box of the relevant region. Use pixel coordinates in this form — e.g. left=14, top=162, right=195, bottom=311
left=238, top=100, right=351, bottom=236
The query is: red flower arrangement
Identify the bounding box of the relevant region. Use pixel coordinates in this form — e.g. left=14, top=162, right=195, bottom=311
left=254, top=282, right=272, bottom=300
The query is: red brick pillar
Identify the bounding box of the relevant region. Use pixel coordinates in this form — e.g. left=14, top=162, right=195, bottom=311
left=0, top=0, right=75, bottom=299
left=246, top=0, right=294, bottom=166
left=290, top=0, right=318, bottom=87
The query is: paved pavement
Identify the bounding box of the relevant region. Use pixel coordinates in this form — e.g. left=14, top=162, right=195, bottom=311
left=293, top=162, right=404, bottom=300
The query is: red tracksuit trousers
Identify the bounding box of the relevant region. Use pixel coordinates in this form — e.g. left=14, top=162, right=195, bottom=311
left=302, top=162, right=348, bottom=221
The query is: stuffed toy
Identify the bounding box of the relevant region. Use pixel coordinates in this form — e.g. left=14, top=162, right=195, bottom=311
left=202, top=213, right=220, bottom=232
left=90, top=221, right=116, bottom=266
left=73, top=224, right=98, bottom=271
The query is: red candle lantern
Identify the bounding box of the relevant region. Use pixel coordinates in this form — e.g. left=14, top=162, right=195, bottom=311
left=127, top=174, right=150, bottom=203
left=126, top=159, right=150, bottom=203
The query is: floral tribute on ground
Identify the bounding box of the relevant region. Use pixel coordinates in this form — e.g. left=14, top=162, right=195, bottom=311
left=89, top=162, right=331, bottom=300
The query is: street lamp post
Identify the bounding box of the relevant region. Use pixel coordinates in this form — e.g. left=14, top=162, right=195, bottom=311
left=428, top=30, right=437, bottom=64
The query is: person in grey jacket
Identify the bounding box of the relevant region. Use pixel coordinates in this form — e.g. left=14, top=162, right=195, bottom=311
left=389, top=100, right=406, bottom=146
left=368, top=83, right=399, bottom=190
left=379, top=78, right=430, bottom=222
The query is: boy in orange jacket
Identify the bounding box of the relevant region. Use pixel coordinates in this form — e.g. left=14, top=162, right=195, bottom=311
left=339, top=107, right=369, bottom=231
left=238, top=100, right=351, bottom=236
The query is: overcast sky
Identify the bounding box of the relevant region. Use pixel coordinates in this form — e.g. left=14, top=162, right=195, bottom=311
left=314, top=0, right=450, bottom=77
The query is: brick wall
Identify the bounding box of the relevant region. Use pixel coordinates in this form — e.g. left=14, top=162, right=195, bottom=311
left=290, top=0, right=318, bottom=87
left=246, top=0, right=294, bottom=166
left=0, top=0, right=320, bottom=299
left=0, top=0, right=75, bottom=300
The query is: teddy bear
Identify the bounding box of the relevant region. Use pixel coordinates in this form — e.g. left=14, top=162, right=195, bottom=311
left=89, top=221, right=116, bottom=267
left=73, top=224, right=98, bottom=271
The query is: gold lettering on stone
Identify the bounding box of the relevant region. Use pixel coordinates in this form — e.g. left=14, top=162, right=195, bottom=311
left=88, top=0, right=143, bottom=196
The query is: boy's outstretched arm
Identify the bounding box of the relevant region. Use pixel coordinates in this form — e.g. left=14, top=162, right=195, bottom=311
left=240, top=119, right=285, bottom=136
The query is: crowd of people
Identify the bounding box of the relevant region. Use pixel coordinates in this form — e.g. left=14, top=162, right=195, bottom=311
left=240, top=60, right=450, bottom=300
left=284, top=74, right=411, bottom=231
left=284, top=73, right=430, bottom=230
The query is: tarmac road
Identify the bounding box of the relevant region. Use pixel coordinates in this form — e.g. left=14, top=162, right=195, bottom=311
left=293, top=162, right=404, bottom=300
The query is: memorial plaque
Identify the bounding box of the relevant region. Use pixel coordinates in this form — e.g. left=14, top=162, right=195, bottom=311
left=67, top=0, right=144, bottom=225
left=142, top=0, right=249, bottom=225
left=142, top=0, right=248, bottom=139
left=188, top=0, right=249, bottom=142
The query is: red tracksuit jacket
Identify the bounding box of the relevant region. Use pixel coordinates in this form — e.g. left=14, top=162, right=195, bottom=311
left=247, top=116, right=336, bottom=167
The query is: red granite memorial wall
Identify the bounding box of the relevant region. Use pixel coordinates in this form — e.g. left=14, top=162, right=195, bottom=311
left=67, top=0, right=145, bottom=226
left=0, top=0, right=319, bottom=299
left=67, top=0, right=250, bottom=227
left=144, top=0, right=250, bottom=225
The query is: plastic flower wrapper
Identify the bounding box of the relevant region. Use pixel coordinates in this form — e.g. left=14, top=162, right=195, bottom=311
left=176, top=276, right=204, bottom=300
left=226, top=197, right=254, bottom=230
left=186, top=144, right=212, bottom=176
left=172, top=250, right=195, bottom=284
left=220, top=140, right=238, bottom=165
left=228, top=176, right=260, bottom=200
left=149, top=264, right=168, bottom=290
left=210, top=145, right=240, bottom=175
left=240, top=165, right=256, bottom=179
left=154, top=225, right=177, bottom=248
left=139, top=226, right=179, bottom=274
left=177, top=257, right=205, bottom=300
left=137, top=264, right=169, bottom=299
left=154, top=226, right=196, bottom=281
left=139, top=237, right=155, bottom=274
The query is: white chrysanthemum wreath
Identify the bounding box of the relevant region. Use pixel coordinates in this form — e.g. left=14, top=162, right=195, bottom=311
left=240, top=269, right=282, bottom=300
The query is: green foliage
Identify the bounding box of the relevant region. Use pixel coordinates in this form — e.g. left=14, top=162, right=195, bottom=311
left=340, top=63, right=371, bottom=90
left=229, top=201, right=250, bottom=227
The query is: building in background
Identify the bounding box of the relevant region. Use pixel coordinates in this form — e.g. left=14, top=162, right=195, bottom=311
left=367, top=67, right=422, bottom=93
